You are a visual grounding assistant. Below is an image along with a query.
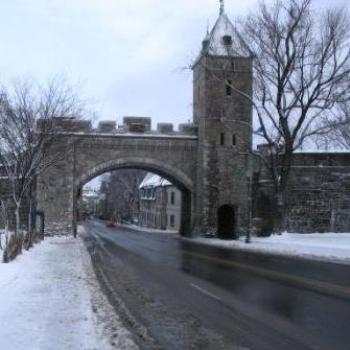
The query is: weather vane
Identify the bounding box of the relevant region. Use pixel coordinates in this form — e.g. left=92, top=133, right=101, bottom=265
left=220, top=0, right=225, bottom=15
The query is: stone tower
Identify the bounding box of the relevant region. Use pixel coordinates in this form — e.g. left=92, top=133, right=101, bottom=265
left=193, top=3, right=253, bottom=238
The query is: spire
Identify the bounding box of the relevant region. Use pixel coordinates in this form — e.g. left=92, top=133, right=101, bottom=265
left=219, top=0, right=225, bottom=15
left=206, top=20, right=210, bottom=36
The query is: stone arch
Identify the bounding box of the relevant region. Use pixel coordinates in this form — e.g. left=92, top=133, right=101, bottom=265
left=74, top=157, right=195, bottom=236
left=217, top=204, right=236, bottom=239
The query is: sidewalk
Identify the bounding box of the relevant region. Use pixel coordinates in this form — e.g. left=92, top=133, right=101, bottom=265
left=0, top=235, right=138, bottom=350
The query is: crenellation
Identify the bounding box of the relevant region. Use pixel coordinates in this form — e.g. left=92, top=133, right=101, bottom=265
left=97, top=120, right=116, bottom=133
left=178, top=123, right=198, bottom=135
left=123, top=116, right=151, bottom=133
left=36, top=117, right=92, bottom=132
left=157, top=123, right=174, bottom=134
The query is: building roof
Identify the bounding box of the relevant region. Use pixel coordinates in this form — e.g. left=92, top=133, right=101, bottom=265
left=139, top=173, right=171, bottom=189
left=197, top=3, right=252, bottom=62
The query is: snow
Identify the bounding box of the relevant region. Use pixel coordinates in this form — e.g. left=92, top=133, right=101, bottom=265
left=119, top=223, right=178, bottom=235
left=0, top=234, right=138, bottom=350
left=203, top=13, right=251, bottom=57
left=139, top=173, right=171, bottom=189
left=192, top=232, right=350, bottom=264
left=294, top=150, right=350, bottom=154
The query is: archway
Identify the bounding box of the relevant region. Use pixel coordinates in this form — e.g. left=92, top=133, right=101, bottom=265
left=74, top=158, right=194, bottom=237
left=217, top=205, right=236, bottom=239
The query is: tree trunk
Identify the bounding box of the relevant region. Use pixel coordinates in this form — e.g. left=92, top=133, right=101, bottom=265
left=274, top=191, right=286, bottom=234
left=14, top=202, right=21, bottom=236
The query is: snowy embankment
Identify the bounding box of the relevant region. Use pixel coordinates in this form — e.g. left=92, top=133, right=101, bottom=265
left=193, top=233, right=350, bottom=264
left=0, top=233, right=138, bottom=350
left=119, top=222, right=178, bottom=235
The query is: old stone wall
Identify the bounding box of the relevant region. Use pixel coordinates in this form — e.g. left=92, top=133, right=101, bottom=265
left=286, top=154, right=350, bottom=233
left=255, top=153, right=350, bottom=233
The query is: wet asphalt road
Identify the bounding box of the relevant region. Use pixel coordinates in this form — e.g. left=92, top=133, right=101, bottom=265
left=82, top=220, right=350, bottom=350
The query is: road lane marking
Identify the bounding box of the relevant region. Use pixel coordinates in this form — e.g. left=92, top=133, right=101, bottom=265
left=184, top=251, right=350, bottom=300
left=190, top=283, right=222, bottom=301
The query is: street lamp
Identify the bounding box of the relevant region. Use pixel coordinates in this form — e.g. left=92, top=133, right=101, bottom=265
left=246, top=153, right=253, bottom=244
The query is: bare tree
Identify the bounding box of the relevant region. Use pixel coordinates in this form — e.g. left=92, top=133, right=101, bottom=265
left=0, top=79, right=84, bottom=240
left=98, top=170, right=146, bottom=223
left=314, top=101, right=350, bottom=149
left=243, top=0, right=350, bottom=230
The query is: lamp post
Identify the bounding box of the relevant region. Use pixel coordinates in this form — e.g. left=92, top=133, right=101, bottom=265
left=246, top=154, right=253, bottom=244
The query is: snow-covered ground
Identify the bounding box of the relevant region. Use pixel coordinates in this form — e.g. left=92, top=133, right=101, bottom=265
left=193, top=233, right=350, bottom=264
left=0, top=234, right=138, bottom=350
left=119, top=222, right=178, bottom=235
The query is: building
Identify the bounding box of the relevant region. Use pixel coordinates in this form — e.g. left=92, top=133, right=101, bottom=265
left=77, top=186, right=99, bottom=220
left=139, top=174, right=181, bottom=231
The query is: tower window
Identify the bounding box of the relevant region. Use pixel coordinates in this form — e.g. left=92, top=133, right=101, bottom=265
left=232, top=135, right=236, bottom=146
left=226, top=80, right=232, bottom=96
left=223, top=35, right=233, bottom=46
left=220, top=133, right=225, bottom=146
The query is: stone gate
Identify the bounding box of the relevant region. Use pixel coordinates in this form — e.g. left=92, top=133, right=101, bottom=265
left=37, top=8, right=254, bottom=237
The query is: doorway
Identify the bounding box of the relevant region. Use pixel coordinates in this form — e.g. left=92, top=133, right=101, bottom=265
left=217, top=205, right=235, bottom=239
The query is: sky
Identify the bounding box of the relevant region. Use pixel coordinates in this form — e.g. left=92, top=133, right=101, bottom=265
left=0, top=0, right=348, bottom=130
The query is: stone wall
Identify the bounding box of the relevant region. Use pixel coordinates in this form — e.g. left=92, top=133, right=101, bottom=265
left=286, top=154, right=350, bottom=233
left=255, top=153, right=350, bottom=233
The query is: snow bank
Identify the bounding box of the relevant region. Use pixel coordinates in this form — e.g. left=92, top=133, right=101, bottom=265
left=0, top=236, right=138, bottom=350
left=0, top=229, right=5, bottom=249
left=119, top=223, right=178, bottom=235
left=192, top=233, right=350, bottom=263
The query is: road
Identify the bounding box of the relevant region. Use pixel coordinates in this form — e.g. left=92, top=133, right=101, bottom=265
left=82, top=220, right=350, bottom=350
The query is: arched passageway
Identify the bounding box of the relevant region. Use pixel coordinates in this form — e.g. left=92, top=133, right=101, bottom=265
left=74, top=159, right=194, bottom=237
left=217, top=205, right=236, bottom=239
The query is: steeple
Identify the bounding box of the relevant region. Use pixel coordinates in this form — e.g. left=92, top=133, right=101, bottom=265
left=219, top=0, right=225, bottom=15
left=199, top=11, right=252, bottom=58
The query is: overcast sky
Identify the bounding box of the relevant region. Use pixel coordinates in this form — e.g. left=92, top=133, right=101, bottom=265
left=0, top=0, right=348, bottom=129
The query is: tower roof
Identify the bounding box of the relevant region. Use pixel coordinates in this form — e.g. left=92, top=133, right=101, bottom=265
left=200, top=10, right=252, bottom=59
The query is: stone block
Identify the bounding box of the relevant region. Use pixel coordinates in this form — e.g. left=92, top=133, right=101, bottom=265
left=123, top=117, right=151, bottom=133
left=37, top=117, right=92, bottom=132
left=98, top=121, right=116, bottom=133
left=179, top=123, right=198, bottom=135
left=157, top=123, right=174, bottom=134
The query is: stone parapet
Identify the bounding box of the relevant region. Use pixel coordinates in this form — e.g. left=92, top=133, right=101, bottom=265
left=98, top=121, right=116, bottom=133
left=36, top=117, right=92, bottom=132
left=157, top=123, right=174, bottom=134
left=179, top=123, right=198, bottom=135
left=123, top=116, right=151, bottom=133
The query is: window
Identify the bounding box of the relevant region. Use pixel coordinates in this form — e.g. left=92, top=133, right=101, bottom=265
left=232, top=134, right=236, bottom=146
left=223, top=35, right=233, bottom=46
left=170, top=191, right=175, bottom=205
left=220, top=133, right=225, bottom=146
left=170, top=215, right=175, bottom=228
left=226, top=80, right=232, bottom=96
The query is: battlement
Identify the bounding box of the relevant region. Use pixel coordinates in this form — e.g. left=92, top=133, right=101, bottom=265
left=36, top=117, right=92, bottom=132
left=37, top=116, right=198, bottom=137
